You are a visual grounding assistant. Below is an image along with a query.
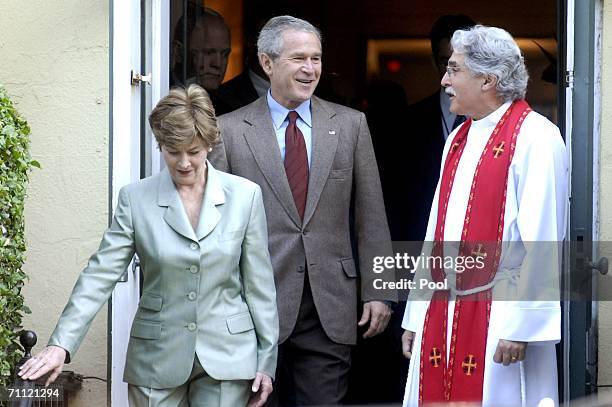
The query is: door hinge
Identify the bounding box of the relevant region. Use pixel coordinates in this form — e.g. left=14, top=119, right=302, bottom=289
left=565, top=70, right=574, bottom=88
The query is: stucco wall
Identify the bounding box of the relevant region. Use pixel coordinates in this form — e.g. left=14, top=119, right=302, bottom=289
left=600, top=0, right=612, bottom=388
left=0, top=1, right=109, bottom=405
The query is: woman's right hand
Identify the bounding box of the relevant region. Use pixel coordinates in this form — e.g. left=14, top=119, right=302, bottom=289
left=18, top=345, right=66, bottom=386
left=247, top=372, right=273, bottom=407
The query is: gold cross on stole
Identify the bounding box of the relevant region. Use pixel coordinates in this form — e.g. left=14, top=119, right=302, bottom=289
left=462, top=354, right=477, bottom=376
left=471, top=243, right=487, bottom=259
left=493, top=141, right=505, bottom=158
left=429, top=347, right=442, bottom=368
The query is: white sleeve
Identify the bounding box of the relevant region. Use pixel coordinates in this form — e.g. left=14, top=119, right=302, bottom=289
left=496, top=115, right=568, bottom=342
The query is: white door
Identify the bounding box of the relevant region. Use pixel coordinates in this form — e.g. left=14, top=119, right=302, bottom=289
left=109, top=1, right=168, bottom=405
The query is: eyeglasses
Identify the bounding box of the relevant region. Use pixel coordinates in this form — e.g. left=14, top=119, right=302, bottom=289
left=445, top=65, right=462, bottom=77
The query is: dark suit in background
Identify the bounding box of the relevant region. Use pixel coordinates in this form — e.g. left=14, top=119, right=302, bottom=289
left=215, top=70, right=260, bottom=115
left=402, top=91, right=446, bottom=241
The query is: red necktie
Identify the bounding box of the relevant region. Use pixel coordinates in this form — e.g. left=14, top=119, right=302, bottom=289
left=284, top=111, right=309, bottom=220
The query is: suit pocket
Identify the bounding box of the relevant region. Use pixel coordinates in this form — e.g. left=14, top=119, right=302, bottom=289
left=226, top=312, right=255, bottom=334
left=138, top=293, right=162, bottom=311
left=130, top=319, right=161, bottom=340
left=329, top=167, right=352, bottom=179
left=340, top=258, right=357, bottom=278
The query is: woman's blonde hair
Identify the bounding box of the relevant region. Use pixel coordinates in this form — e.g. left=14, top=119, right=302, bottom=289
left=149, top=84, right=220, bottom=149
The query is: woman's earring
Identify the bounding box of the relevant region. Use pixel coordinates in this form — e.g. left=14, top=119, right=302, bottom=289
left=208, top=147, right=212, bottom=152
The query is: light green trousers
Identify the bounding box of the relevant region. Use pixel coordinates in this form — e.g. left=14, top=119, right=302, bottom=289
left=127, top=357, right=251, bottom=407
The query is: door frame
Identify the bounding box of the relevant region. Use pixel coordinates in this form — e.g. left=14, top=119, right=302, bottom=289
left=108, top=0, right=168, bottom=405
left=107, top=0, right=601, bottom=404
left=565, top=0, right=601, bottom=402
left=109, top=1, right=142, bottom=405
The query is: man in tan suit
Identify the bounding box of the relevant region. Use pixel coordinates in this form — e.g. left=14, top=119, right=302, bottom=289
left=209, top=15, right=396, bottom=406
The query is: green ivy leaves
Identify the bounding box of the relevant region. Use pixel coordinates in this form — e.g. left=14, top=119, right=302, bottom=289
left=0, top=85, right=37, bottom=389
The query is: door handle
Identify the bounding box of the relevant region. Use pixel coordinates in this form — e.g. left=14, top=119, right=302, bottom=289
left=131, top=70, right=151, bottom=86
left=132, top=256, right=141, bottom=274
left=589, top=257, right=609, bottom=275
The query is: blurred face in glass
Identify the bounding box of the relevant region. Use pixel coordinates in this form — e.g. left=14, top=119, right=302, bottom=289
left=162, top=139, right=209, bottom=187
left=190, top=19, right=231, bottom=91
left=260, top=29, right=322, bottom=109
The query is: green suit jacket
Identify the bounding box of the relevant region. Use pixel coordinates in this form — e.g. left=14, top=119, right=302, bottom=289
left=48, top=163, right=278, bottom=388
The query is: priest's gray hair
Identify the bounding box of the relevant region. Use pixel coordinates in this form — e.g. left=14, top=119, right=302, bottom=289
left=257, top=15, right=322, bottom=60
left=451, top=25, right=528, bottom=102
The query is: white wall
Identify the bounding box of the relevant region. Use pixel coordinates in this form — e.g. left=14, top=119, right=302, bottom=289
left=0, top=1, right=109, bottom=405
left=599, top=0, right=612, bottom=390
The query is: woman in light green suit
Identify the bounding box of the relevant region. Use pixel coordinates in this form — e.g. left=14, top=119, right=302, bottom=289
left=19, top=85, right=279, bottom=407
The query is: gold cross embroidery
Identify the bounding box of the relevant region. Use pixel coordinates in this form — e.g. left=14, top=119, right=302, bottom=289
left=493, top=141, right=505, bottom=158
left=462, top=354, right=477, bottom=376
left=429, top=347, right=442, bottom=368
left=471, top=243, right=487, bottom=259
left=451, top=142, right=461, bottom=151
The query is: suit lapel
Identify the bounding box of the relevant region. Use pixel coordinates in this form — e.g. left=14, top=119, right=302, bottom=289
left=243, top=98, right=302, bottom=226
left=195, top=162, right=224, bottom=241
left=158, top=169, right=197, bottom=241
left=303, top=97, right=338, bottom=226
left=158, top=164, right=224, bottom=242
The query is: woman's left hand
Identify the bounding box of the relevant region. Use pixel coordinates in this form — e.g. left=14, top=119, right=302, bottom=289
left=247, top=372, right=273, bottom=407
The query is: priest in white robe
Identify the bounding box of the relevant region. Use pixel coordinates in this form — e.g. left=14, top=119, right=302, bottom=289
left=401, top=25, right=568, bottom=407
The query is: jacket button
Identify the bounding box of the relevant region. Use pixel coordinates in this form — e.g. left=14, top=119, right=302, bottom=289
left=187, top=323, right=196, bottom=331
left=188, top=292, right=197, bottom=301
left=297, top=265, right=305, bottom=273
left=189, top=265, right=198, bottom=273
left=190, top=243, right=198, bottom=250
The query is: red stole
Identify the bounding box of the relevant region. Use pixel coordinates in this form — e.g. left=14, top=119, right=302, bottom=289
left=419, top=100, right=531, bottom=405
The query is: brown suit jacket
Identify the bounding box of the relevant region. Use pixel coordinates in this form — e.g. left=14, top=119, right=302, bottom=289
left=209, top=95, right=396, bottom=345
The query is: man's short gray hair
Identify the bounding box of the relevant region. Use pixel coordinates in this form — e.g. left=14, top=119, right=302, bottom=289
left=451, top=25, right=529, bottom=102
left=193, top=7, right=230, bottom=37
left=257, top=15, right=322, bottom=59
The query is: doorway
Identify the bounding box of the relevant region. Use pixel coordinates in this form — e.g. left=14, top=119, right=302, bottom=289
left=110, top=0, right=598, bottom=404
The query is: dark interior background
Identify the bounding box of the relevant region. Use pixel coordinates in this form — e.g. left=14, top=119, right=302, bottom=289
left=176, top=0, right=558, bottom=119
left=242, top=0, right=558, bottom=118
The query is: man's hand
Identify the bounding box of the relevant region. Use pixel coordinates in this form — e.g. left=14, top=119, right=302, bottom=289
left=18, top=345, right=66, bottom=386
left=493, top=339, right=527, bottom=366
left=247, top=372, right=273, bottom=407
left=402, top=330, right=415, bottom=359
left=358, top=301, right=392, bottom=338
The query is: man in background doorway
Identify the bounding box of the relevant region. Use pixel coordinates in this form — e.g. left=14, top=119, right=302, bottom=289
left=170, top=6, right=231, bottom=112
left=346, top=15, right=476, bottom=405
left=214, top=17, right=271, bottom=115
left=189, top=9, right=231, bottom=93
left=403, top=14, right=476, bottom=241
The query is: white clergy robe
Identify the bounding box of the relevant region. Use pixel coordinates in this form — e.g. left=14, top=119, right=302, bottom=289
left=402, top=101, right=568, bottom=407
